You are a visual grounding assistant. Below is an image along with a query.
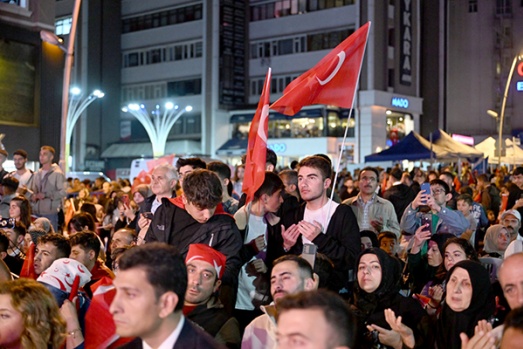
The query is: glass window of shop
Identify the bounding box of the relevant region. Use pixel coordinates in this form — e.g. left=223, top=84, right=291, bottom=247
left=386, top=112, right=413, bottom=148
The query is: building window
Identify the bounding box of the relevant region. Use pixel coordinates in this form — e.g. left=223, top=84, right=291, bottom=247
left=122, top=3, right=203, bottom=33
left=496, top=0, right=512, bottom=15
left=468, top=0, right=478, bottom=12
left=55, top=17, right=72, bottom=35
left=167, top=78, right=202, bottom=97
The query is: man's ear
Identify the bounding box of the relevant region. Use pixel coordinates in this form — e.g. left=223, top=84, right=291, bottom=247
left=0, top=251, right=6, bottom=260
left=213, top=279, right=222, bottom=293
left=445, top=193, right=452, bottom=203
left=305, top=276, right=317, bottom=291
left=323, top=177, right=332, bottom=190
left=158, top=291, right=179, bottom=318
left=289, top=184, right=297, bottom=193
left=88, top=250, right=96, bottom=261
left=16, top=234, right=24, bottom=244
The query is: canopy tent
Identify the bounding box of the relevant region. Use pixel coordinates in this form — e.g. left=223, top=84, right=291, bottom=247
left=431, top=129, right=484, bottom=159
left=365, top=130, right=483, bottom=163
left=475, top=137, right=523, bottom=165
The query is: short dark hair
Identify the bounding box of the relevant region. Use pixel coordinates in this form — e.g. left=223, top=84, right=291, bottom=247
left=442, top=237, right=478, bottom=262
left=276, top=289, right=356, bottom=348
left=266, top=148, right=277, bottom=167
left=69, top=212, right=96, bottom=232
left=378, top=231, right=398, bottom=243
left=457, top=194, right=473, bottom=206
left=430, top=179, right=450, bottom=194
left=0, top=231, right=9, bottom=253
left=390, top=167, right=403, bottom=181
left=279, top=169, right=298, bottom=187
left=38, top=233, right=71, bottom=258
left=440, top=171, right=455, bottom=182
left=359, top=167, right=380, bottom=180
left=477, top=174, right=489, bottom=183
left=69, top=231, right=101, bottom=259
left=118, top=243, right=187, bottom=311
left=361, top=230, right=379, bottom=247
left=12, top=149, right=28, bottom=159
left=459, top=186, right=473, bottom=196
left=176, top=157, right=206, bottom=171
left=254, top=171, right=284, bottom=201
left=182, top=169, right=222, bottom=209
left=513, top=167, right=523, bottom=177
left=111, top=245, right=133, bottom=262
left=503, top=306, right=523, bottom=334
left=273, top=255, right=313, bottom=281
left=297, top=156, right=332, bottom=180
left=207, top=161, right=232, bottom=180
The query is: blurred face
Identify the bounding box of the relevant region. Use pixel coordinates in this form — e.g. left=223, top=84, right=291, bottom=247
left=69, top=245, right=94, bottom=270
left=277, top=309, right=336, bottom=349
left=487, top=211, right=496, bottom=222
left=185, top=260, right=220, bottom=306
left=427, top=241, right=443, bottom=267
left=102, top=182, right=112, bottom=194
left=446, top=267, right=473, bottom=312
left=9, top=201, right=21, bottom=219
left=444, top=243, right=467, bottom=271
left=502, top=215, right=520, bottom=240
left=512, top=174, right=523, bottom=189
left=499, top=255, right=523, bottom=309
left=133, top=192, right=145, bottom=204
left=4, top=229, right=22, bottom=251
left=0, top=294, right=24, bottom=348
left=183, top=197, right=216, bottom=224
left=496, top=228, right=511, bottom=251
left=379, top=237, right=397, bottom=256
left=270, top=261, right=310, bottom=302
left=236, top=167, right=244, bottom=180
left=39, top=149, right=53, bottom=166
left=298, top=166, right=329, bottom=203
left=111, top=230, right=134, bottom=250
left=361, top=236, right=373, bottom=250
left=439, top=174, right=454, bottom=189
left=110, top=268, right=167, bottom=340
left=178, top=165, right=194, bottom=189
left=431, top=184, right=448, bottom=207
left=12, top=154, right=26, bottom=171
left=263, top=189, right=283, bottom=213
left=34, top=242, right=60, bottom=275
left=357, top=253, right=382, bottom=293
left=457, top=200, right=471, bottom=215
left=151, top=168, right=176, bottom=196
left=358, top=170, right=378, bottom=196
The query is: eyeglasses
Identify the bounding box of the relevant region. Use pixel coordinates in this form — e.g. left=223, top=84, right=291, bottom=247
left=431, top=188, right=445, bottom=195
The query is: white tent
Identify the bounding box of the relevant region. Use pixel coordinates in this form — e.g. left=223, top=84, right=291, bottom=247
left=475, top=137, right=523, bottom=165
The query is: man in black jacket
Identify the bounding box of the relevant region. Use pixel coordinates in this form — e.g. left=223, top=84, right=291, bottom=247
left=281, top=156, right=360, bottom=293
left=144, top=169, right=242, bottom=312
left=383, top=167, right=416, bottom=222
left=110, top=243, right=224, bottom=349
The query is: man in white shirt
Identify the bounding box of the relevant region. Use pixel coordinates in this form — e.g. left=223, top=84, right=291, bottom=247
left=110, top=243, right=224, bottom=349
left=6, top=149, right=33, bottom=196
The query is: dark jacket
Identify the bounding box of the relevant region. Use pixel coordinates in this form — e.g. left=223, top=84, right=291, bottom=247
left=383, top=183, right=416, bottom=222
left=117, top=317, right=226, bottom=349
left=145, top=197, right=242, bottom=312
left=283, top=202, right=360, bottom=290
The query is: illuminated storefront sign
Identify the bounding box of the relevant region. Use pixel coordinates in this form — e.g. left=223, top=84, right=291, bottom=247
left=391, top=97, right=409, bottom=109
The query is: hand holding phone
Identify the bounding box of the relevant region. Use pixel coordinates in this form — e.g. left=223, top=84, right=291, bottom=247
left=420, top=182, right=431, bottom=205
left=420, top=213, right=432, bottom=233
left=142, top=212, right=154, bottom=220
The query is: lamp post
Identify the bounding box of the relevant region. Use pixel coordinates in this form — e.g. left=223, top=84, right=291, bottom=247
left=122, top=103, right=193, bottom=157
left=66, top=87, right=104, bottom=169
left=40, top=0, right=82, bottom=173
left=488, top=53, right=523, bottom=166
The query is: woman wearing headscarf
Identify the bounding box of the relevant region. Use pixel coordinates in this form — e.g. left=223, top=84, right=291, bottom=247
left=352, top=248, right=427, bottom=348
left=481, top=224, right=510, bottom=258
left=435, top=260, right=497, bottom=348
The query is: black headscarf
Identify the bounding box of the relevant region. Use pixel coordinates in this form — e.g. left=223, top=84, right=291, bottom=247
left=436, top=260, right=495, bottom=349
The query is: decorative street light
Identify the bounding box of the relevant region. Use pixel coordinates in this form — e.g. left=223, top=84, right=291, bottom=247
left=65, top=87, right=104, bottom=168
left=488, top=52, right=523, bottom=165
left=40, top=0, right=82, bottom=173
left=122, top=102, right=193, bottom=157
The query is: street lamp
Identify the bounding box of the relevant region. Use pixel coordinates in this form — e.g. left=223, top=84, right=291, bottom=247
left=122, top=103, right=193, bottom=157
left=65, top=87, right=104, bottom=168
left=488, top=53, right=523, bottom=165
left=40, top=0, right=82, bottom=173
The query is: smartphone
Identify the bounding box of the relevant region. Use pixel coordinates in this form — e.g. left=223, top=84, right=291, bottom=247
left=420, top=213, right=432, bottom=233
left=301, top=243, right=317, bottom=269
left=420, top=182, right=431, bottom=205
left=142, top=212, right=154, bottom=220
left=122, top=194, right=130, bottom=206
left=0, top=217, right=15, bottom=229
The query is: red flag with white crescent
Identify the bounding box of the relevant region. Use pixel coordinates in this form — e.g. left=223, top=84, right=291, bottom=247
left=270, top=22, right=370, bottom=115
left=242, top=68, right=271, bottom=205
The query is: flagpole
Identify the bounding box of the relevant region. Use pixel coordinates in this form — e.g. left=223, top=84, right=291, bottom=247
left=327, top=22, right=372, bottom=223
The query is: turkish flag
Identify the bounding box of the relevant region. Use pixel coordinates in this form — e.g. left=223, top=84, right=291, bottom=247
left=270, top=22, right=370, bottom=116
left=84, top=277, right=133, bottom=349
left=242, top=68, right=271, bottom=205
left=19, top=243, right=36, bottom=279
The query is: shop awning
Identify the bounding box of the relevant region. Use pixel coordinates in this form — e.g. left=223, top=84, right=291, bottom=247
left=216, top=138, right=248, bottom=156
left=101, top=140, right=201, bottom=158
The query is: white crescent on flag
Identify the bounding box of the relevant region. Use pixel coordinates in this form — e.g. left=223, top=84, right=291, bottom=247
left=257, top=105, right=269, bottom=143
left=316, top=51, right=346, bottom=85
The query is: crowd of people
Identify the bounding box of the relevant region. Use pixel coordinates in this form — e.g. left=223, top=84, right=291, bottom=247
left=1, top=145, right=523, bottom=348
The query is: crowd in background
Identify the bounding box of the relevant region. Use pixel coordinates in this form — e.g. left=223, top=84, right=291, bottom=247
left=1, top=145, right=523, bottom=348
